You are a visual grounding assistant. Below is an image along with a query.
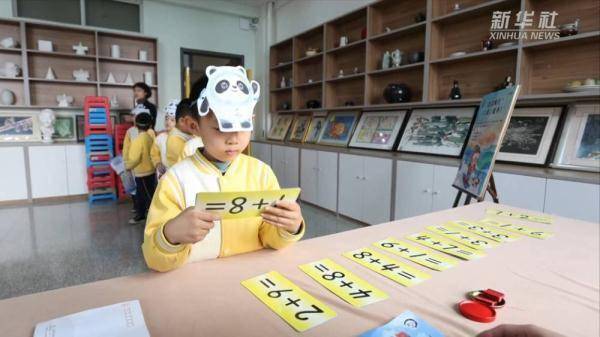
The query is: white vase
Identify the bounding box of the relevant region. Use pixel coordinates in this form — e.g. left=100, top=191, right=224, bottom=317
left=139, top=50, right=148, bottom=61
left=1, top=89, right=15, bottom=105
left=45, top=67, right=56, bottom=80
left=143, top=71, right=153, bottom=86
left=111, top=44, right=120, bottom=58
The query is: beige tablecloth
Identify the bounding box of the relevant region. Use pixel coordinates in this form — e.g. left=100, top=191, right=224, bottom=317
left=1, top=202, right=598, bottom=336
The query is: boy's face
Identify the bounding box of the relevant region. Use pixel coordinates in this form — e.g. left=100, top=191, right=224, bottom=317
left=177, top=116, right=199, bottom=136
left=200, top=112, right=250, bottom=162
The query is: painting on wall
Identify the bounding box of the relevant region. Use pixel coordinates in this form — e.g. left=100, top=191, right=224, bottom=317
left=317, top=111, right=361, bottom=147
left=497, top=107, right=562, bottom=165
left=289, top=114, right=312, bottom=142
left=304, top=116, right=326, bottom=144
left=52, top=115, right=76, bottom=141
left=267, top=114, right=294, bottom=141
left=349, top=110, right=407, bottom=150
left=0, top=112, right=41, bottom=142
left=553, top=104, right=600, bottom=172
left=452, top=86, right=520, bottom=198
left=397, top=107, right=475, bottom=157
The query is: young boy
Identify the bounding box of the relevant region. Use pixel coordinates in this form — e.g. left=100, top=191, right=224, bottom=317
left=164, top=99, right=198, bottom=168
left=125, top=110, right=157, bottom=224
left=151, top=99, right=179, bottom=176
left=142, top=66, right=305, bottom=272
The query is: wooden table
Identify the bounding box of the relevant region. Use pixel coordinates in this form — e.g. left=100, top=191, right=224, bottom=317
left=1, top=202, right=598, bottom=337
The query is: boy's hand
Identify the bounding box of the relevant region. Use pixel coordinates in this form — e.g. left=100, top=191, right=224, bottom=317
left=163, top=207, right=219, bottom=245
left=261, top=200, right=303, bottom=234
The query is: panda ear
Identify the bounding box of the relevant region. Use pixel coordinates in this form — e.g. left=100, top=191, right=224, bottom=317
left=197, top=89, right=210, bottom=116
left=206, top=66, right=218, bottom=77
left=236, top=66, right=247, bottom=76
left=250, top=80, right=260, bottom=99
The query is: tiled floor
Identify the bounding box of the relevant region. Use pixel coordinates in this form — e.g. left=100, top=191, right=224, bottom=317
left=0, top=200, right=364, bottom=300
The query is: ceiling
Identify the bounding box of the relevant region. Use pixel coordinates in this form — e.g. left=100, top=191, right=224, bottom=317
left=220, top=0, right=272, bottom=7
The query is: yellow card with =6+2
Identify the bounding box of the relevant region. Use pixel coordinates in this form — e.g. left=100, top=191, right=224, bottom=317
left=343, top=247, right=431, bottom=287
left=299, top=258, right=388, bottom=307
left=373, top=237, right=458, bottom=271
left=242, top=271, right=336, bottom=332
left=479, top=218, right=553, bottom=239
left=407, top=232, right=486, bottom=260
left=427, top=224, right=499, bottom=250
left=446, top=220, right=521, bottom=243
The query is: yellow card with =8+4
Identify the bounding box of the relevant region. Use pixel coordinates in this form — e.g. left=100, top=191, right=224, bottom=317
left=446, top=220, right=521, bottom=243
left=373, top=237, right=458, bottom=271
left=407, top=232, right=486, bottom=260
left=299, top=258, right=388, bottom=307
left=479, top=218, right=553, bottom=239
left=427, top=224, right=499, bottom=250
left=242, top=271, right=336, bottom=332
left=343, top=248, right=431, bottom=287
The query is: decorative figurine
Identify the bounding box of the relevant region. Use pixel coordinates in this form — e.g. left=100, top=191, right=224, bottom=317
left=453, top=3, right=461, bottom=11
left=338, top=69, right=344, bottom=78
left=306, top=99, right=321, bottom=109
left=45, top=67, right=56, bottom=80
left=391, top=49, right=404, bottom=67
left=110, top=95, right=119, bottom=108
left=139, top=50, right=148, bottom=61
left=39, top=109, right=55, bottom=143
left=0, top=89, right=15, bottom=105
left=383, top=83, right=411, bottom=103
left=106, top=72, right=116, bottom=83
left=414, top=12, right=426, bottom=23
left=3, top=62, right=21, bottom=78
left=496, top=76, right=514, bottom=90
left=449, top=80, right=462, bottom=100
left=56, top=94, right=74, bottom=107
left=482, top=37, right=494, bottom=51
left=384, top=27, right=392, bottom=33
left=111, top=44, right=120, bottom=58
left=72, top=42, right=88, bottom=55
left=353, top=67, right=359, bottom=74
left=305, top=48, right=318, bottom=56
left=124, top=73, right=134, bottom=85
left=73, top=69, right=90, bottom=82
left=559, top=19, right=580, bottom=37
left=382, top=51, right=391, bottom=69
left=281, top=101, right=291, bottom=110
left=339, top=36, right=348, bottom=47
left=0, top=37, right=18, bottom=48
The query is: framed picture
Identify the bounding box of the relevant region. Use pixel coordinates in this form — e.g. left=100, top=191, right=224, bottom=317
left=304, top=116, right=326, bottom=143
left=289, top=114, right=312, bottom=142
left=497, top=107, right=562, bottom=165
left=553, top=104, right=599, bottom=172
left=267, top=114, right=294, bottom=141
left=349, top=110, right=407, bottom=150
left=317, top=111, right=361, bottom=147
left=76, top=115, right=85, bottom=142
left=52, top=115, right=76, bottom=141
left=0, top=112, right=41, bottom=142
left=397, top=107, right=475, bottom=157
left=452, top=86, right=520, bottom=199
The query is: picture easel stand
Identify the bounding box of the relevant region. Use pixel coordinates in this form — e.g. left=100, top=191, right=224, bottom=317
left=452, top=173, right=499, bottom=208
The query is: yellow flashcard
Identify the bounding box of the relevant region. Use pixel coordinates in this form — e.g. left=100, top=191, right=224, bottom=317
left=479, top=218, right=553, bottom=239
left=299, top=258, right=388, bottom=307
left=446, top=220, right=521, bottom=243
left=407, top=232, right=486, bottom=260
left=427, top=224, right=499, bottom=250
left=343, top=248, right=431, bottom=287
left=196, top=188, right=301, bottom=219
left=373, top=237, right=458, bottom=271
left=486, top=208, right=553, bottom=224
left=241, top=271, right=336, bottom=332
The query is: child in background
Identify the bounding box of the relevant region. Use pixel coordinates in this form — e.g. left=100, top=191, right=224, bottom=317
left=125, top=111, right=157, bottom=224
left=176, top=75, right=208, bottom=162
left=142, top=66, right=305, bottom=272
left=164, top=99, right=198, bottom=167
left=151, top=99, right=179, bottom=177
left=133, top=82, right=157, bottom=129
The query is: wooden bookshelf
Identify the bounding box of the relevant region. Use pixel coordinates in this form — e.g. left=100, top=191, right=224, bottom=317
left=268, top=0, right=599, bottom=115
left=0, top=17, right=158, bottom=110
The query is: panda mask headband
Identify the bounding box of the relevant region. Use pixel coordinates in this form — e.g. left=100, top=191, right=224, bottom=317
left=163, top=99, right=179, bottom=119
left=197, top=65, right=260, bottom=132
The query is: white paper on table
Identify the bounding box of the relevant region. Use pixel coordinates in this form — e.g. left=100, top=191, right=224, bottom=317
left=33, top=300, right=151, bottom=337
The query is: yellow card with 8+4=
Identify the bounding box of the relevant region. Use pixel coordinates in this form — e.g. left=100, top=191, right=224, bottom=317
left=196, top=188, right=301, bottom=219
left=242, top=271, right=336, bottom=332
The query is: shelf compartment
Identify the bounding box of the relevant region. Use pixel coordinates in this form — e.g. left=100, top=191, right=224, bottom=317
left=429, top=51, right=517, bottom=101
left=0, top=52, right=23, bottom=72
left=30, top=78, right=98, bottom=85
left=325, top=8, right=367, bottom=51
left=270, top=89, right=293, bottom=113
left=97, top=32, right=156, bottom=61
left=0, top=80, right=25, bottom=105
left=270, top=38, right=293, bottom=67
left=28, top=54, right=97, bottom=81
left=432, top=0, right=518, bottom=21
left=0, top=21, right=20, bottom=46
left=294, top=84, right=323, bottom=110
left=27, top=49, right=96, bottom=59
left=367, top=65, right=423, bottom=105
left=325, top=76, right=365, bottom=108
left=26, top=23, right=96, bottom=55
left=30, top=82, right=97, bottom=107
left=294, top=54, right=323, bottom=84
left=366, top=26, right=425, bottom=72
left=523, top=0, right=600, bottom=37
left=430, top=0, right=520, bottom=60
left=294, top=26, right=324, bottom=60
left=97, top=56, right=157, bottom=65
left=368, top=0, right=426, bottom=37
left=519, top=36, right=599, bottom=95
left=98, top=60, right=156, bottom=86
left=325, top=42, right=365, bottom=80
left=269, top=64, right=294, bottom=91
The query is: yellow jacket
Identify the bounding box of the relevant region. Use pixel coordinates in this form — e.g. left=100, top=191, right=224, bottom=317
left=123, top=127, right=155, bottom=162
left=166, top=127, right=192, bottom=167
left=125, top=131, right=155, bottom=177
left=176, top=136, right=204, bottom=162
left=150, top=132, right=169, bottom=167
left=142, top=151, right=304, bottom=272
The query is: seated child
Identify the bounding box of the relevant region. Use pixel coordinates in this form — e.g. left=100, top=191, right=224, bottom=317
left=164, top=99, right=198, bottom=167
left=151, top=99, right=179, bottom=176
left=125, top=110, right=157, bottom=224
left=142, top=65, right=305, bottom=272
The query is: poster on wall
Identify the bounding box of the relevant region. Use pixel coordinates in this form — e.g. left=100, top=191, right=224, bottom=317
left=52, top=115, right=76, bottom=141
left=553, top=104, right=600, bottom=172
left=304, top=116, right=326, bottom=144
left=496, top=107, right=562, bottom=165
left=267, top=114, right=294, bottom=141
left=289, top=115, right=312, bottom=142
left=349, top=110, right=407, bottom=151
left=317, top=111, right=361, bottom=147
left=0, top=112, right=41, bottom=142
left=452, top=85, right=520, bottom=198
left=396, top=107, right=475, bottom=157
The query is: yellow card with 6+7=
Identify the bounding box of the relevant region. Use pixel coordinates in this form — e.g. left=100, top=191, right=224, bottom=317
left=196, top=188, right=301, bottom=219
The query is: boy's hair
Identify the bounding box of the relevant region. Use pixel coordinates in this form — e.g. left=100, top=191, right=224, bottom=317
left=135, top=113, right=152, bottom=130
left=175, top=98, right=198, bottom=122
left=133, top=82, right=152, bottom=99
left=189, top=75, right=209, bottom=102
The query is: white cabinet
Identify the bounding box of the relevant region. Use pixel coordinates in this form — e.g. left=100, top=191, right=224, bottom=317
left=338, top=154, right=392, bottom=225
left=271, top=145, right=299, bottom=188
left=251, top=142, right=271, bottom=166
left=0, top=147, right=28, bottom=201
left=545, top=179, right=600, bottom=223
left=65, top=145, right=88, bottom=195
left=431, top=164, right=461, bottom=212
left=29, top=145, right=69, bottom=198
left=487, top=172, right=546, bottom=212
left=300, top=149, right=337, bottom=212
